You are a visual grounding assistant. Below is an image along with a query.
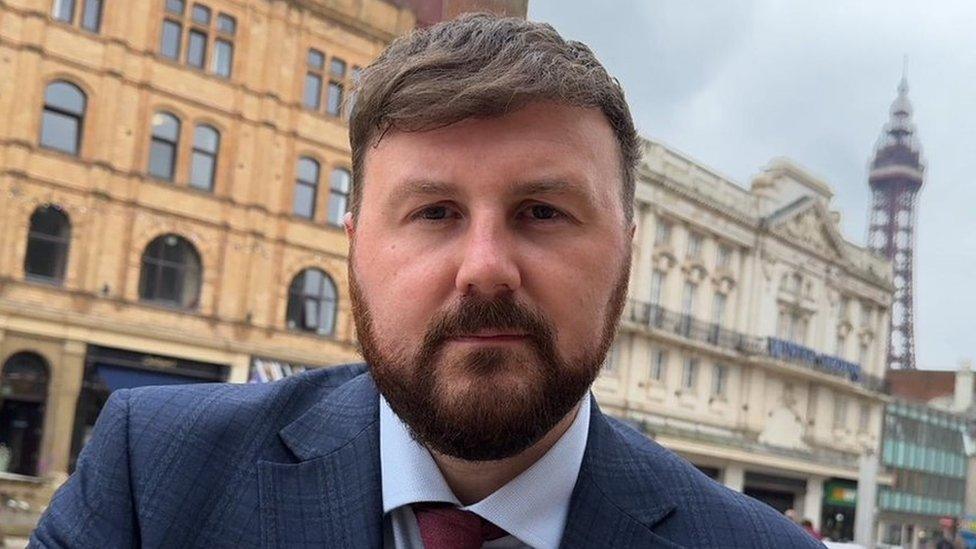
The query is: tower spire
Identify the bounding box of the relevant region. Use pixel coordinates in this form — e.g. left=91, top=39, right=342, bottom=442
left=866, top=73, right=925, bottom=371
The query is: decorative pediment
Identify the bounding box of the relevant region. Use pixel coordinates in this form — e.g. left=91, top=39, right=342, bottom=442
left=765, top=197, right=847, bottom=262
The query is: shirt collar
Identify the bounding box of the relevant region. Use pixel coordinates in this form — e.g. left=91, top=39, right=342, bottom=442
left=380, top=394, right=591, bottom=549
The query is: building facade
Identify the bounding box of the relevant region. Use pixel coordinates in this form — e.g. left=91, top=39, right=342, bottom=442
left=593, top=140, right=895, bottom=541
left=0, top=0, right=419, bottom=531
left=878, top=362, right=976, bottom=548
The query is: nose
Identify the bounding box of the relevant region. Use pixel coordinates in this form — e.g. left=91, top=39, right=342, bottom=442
left=454, top=214, right=522, bottom=297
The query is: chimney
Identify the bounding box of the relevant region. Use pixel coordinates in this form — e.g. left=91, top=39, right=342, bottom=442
left=954, top=358, right=974, bottom=412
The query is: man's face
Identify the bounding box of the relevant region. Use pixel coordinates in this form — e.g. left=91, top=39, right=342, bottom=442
left=348, top=102, right=633, bottom=461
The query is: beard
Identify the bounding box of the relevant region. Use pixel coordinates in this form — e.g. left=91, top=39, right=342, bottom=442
left=349, top=254, right=630, bottom=462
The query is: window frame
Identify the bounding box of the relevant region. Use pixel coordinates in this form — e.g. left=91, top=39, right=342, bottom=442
left=138, top=234, right=203, bottom=309
left=711, top=363, right=728, bottom=398
left=285, top=268, right=338, bottom=336
left=159, top=1, right=236, bottom=78
left=327, top=168, right=351, bottom=226
left=189, top=124, right=220, bottom=192
left=293, top=157, right=320, bottom=219
left=24, top=205, right=72, bottom=284
left=147, top=111, right=181, bottom=181
left=40, top=80, right=87, bottom=156
left=681, top=357, right=699, bottom=391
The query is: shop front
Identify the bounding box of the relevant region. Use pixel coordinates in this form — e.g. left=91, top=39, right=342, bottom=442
left=821, top=479, right=857, bottom=542
left=69, top=345, right=228, bottom=471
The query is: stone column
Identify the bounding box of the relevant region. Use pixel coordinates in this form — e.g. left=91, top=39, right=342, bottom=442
left=42, top=340, right=86, bottom=477
left=802, top=476, right=824, bottom=529
left=723, top=463, right=745, bottom=492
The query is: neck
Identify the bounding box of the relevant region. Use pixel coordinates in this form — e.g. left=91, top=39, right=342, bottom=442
left=430, top=402, right=582, bottom=505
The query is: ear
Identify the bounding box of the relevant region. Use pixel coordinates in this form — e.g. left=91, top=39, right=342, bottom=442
left=343, top=212, right=356, bottom=240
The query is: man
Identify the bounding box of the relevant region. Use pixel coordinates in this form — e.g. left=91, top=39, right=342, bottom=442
left=32, top=14, right=820, bottom=548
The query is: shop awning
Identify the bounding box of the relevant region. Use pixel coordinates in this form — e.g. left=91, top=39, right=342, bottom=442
left=95, top=364, right=206, bottom=392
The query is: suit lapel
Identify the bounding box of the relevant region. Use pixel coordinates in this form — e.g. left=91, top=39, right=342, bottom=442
left=258, top=373, right=384, bottom=549
left=560, top=397, right=683, bottom=548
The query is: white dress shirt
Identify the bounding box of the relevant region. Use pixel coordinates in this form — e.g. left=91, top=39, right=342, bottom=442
left=380, top=393, right=591, bottom=549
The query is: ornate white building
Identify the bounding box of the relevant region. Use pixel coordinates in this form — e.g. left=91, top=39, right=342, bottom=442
left=594, top=139, right=894, bottom=540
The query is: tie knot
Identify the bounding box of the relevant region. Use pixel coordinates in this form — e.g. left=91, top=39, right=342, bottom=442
left=412, top=503, right=509, bottom=549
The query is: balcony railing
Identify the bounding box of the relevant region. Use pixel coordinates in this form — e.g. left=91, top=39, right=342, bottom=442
left=624, top=299, right=888, bottom=393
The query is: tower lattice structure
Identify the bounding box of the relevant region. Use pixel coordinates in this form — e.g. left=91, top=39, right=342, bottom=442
left=867, top=76, right=924, bottom=370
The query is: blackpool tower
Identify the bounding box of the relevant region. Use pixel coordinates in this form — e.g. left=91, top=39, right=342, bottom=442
left=867, top=75, right=924, bottom=370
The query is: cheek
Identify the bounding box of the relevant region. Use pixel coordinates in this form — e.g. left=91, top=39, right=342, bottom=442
left=524, top=251, right=620, bottom=350
left=355, top=241, right=455, bottom=343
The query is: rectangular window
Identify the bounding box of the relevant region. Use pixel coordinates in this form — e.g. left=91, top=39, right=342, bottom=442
left=711, top=364, right=727, bottom=397
left=858, top=402, right=871, bottom=433
left=651, top=349, right=667, bottom=382
left=187, top=29, right=207, bottom=68
left=717, top=244, right=732, bottom=270
left=834, top=396, right=848, bottom=429
left=161, top=20, right=182, bottom=59
left=330, top=57, right=347, bottom=78
left=682, top=358, right=698, bottom=391
left=80, top=0, right=102, bottom=32
left=836, top=333, right=847, bottom=358
left=216, top=13, right=236, bottom=35
left=191, top=3, right=211, bottom=24
left=686, top=232, right=702, bottom=259
left=711, top=292, right=727, bottom=326
left=212, top=39, right=233, bottom=78
left=166, top=0, right=185, bottom=14
left=838, top=297, right=850, bottom=320
left=654, top=220, right=671, bottom=246
left=649, top=270, right=664, bottom=305
left=327, top=82, right=344, bottom=116
left=40, top=111, right=81, bottom=155
left=681, top=281, right=696, bottom=316
left=148, top=140, right=177, bottom=180
left=304, top=74, right=322, bottom=109
left=293, top=183, right=316, bottom=219
left=190, top=151, right=216, bottom=191
left=308, top=49, right=325, bottom=70
left=53, top=0, right=76, bottom=22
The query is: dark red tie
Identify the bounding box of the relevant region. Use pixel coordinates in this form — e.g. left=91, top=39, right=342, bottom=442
left=412, top=503, right=509, bottom=549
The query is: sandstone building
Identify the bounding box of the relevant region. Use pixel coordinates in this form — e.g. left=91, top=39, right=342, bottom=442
left=0, top=0, right=421, bottom=528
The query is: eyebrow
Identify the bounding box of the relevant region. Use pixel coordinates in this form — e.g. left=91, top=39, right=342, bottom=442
left=386, top=178, right=598, bottom=208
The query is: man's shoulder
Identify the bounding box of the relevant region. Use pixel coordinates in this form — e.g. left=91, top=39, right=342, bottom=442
left=123, top=363, right=368, bottom=449
left=597, top=414, right=822, bottom=547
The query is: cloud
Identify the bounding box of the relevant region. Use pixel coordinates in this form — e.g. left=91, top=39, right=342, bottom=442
left=530, top=0, right=976, bottom=368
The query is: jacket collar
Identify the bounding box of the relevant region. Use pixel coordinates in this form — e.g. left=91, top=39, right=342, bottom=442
left=258, top=372, right=383, bottom=548
left=560, top=396, right=681, bottom=548
left=261, top=373, right=681, bottom=548
left=277, top=368, right=379, bottom=461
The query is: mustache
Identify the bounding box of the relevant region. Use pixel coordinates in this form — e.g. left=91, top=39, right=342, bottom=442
left=420, top=294, right=556, bottom=352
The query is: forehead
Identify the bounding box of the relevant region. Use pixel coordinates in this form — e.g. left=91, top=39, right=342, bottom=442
left=360, top=103, right=621, bottom=205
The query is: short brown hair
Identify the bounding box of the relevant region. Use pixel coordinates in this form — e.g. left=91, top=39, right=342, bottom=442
left=348, top=13, right=639, bottom=222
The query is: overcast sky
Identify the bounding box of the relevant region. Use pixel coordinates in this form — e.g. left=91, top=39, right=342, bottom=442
left=528, top=0, right=976, bottom=370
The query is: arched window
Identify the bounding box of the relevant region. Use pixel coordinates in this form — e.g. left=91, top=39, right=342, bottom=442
left=24, top=205, right=71, bottom=284
left=139, top=234, right=202, bottom=309
left=148, top=111, right=181, bottom=181
left=0, top=352, right=50, bottom=476
left=328, top=168, right=351, bottom=226
left=293, top=157, right=319, bottom=219
left=40, top=80, right=86, bottom=155
left=286, top=268, right=337, bottom=336
left=189, top=124, right=220, bottom=192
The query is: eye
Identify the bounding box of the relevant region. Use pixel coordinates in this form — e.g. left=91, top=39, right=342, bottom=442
left=412, top=204, right=457, bottom=221
left=526, top=204, right=562, bottom=221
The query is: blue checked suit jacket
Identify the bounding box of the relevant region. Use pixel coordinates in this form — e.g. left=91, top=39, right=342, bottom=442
left=32, top=364, right=822, bottom=548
